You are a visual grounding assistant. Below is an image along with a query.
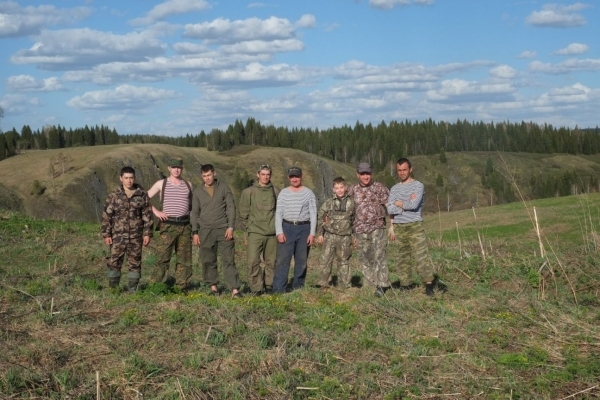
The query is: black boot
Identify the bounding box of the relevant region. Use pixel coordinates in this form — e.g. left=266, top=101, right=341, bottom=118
left=425, top=282, right=435, bottom=296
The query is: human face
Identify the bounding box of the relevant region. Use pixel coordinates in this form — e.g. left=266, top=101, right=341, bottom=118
left=257, top=169, right=271, bottom=186
left=168, top=165, right=183, bottom=178
left=201, top=170, right=215, bottom=186
left=396, top=162, right=412, bottom=183
left=357, top=172, right=372, bottom=186
left=288, top=175, right=302, bottom=188
left=120, top=173, right=135, bottom=190
left=333, top=183, right=347, bottom=198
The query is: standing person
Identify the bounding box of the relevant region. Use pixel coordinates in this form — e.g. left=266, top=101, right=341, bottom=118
left=191, top=164, right=242, bottom=298
left=348, top=162, right=391, bottom=297
left=147, top=157, right=193, bottom=291
left=387, top=157, right=436, bottom=296
left=273, top=166, right=317, bottom=293
left=238, top=164, right=280, bottom=296
left=315, top=177, right=355, bottom=289
left=101, top=166, right=153, bottom=293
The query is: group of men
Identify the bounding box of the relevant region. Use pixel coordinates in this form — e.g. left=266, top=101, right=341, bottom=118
left=100, top=156, right=436, bottom=297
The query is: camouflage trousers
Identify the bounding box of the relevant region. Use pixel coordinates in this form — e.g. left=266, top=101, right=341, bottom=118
left=106, top=235, right=143, bottom=279
left=316, top=233, right=353, bottom=288
left=246, top=233, right=277, bottom=293
left=153, top=223, right=192, bottom=288
left=391, top=221, right=435, bottom=285
left=355, top=228, right=390, bottom=288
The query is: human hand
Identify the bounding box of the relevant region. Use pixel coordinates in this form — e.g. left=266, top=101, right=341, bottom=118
left=225, top=228, right=234, bottom=241
left=307, top=235, right=315, bottom=247
left=143, top=236, right=150, bottom=246
left=193, top=234, right=201, bottom=246
left=277, top=233, right=286, bottom=243
left=316, top=235, right=324, bottom=245
left=104, top=237, right=112, bottom=246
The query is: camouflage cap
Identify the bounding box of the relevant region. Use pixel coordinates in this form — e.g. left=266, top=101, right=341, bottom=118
left=357, top=162, right=372, bottom=173
left=287, top=166, right=302, bottom=176
left=169, top=158, right=183, bottom=167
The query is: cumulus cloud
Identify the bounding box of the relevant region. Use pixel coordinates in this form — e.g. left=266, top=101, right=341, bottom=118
left=369, top=0, right=433, bottom=9
left=490, top=65, right=517, bottom=79
left=526, top=3, right=589, bottom=28
left=295, top=14, right=316, bottom=28
left=426, top=78, right=515, bottom=102
left=0, top=0, right=90, bottom=38
left=0, top=93, right=41, bottom=115
left=518, top=50, right=537, bottom=59
left=209, top=62, right=311, bottom=87
left=67, top=84, right=178, bottom=110
left=529, top=58, right=600, bottom=74
left=130, top=0, right=210, bottom=26
left=183, top=16, right=299, bottom=44
left=10, top=28, right=166, bottom=70
left=554, top=42, right=589, bottom=55
left=220, top=39, right=305, bottom=55
left=7, top=74, right=65, bottom=91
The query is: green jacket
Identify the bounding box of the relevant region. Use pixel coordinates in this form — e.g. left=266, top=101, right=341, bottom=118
left=316, top=194, right=355, bottom=236
left=190, top=179, right=235, bottom=231
left=101, top=184, right=153, bottom=239
left=238, top=182, right=280, bottom=236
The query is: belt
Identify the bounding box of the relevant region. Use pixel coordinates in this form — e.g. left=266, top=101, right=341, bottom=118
left=164, top=216, right=190, bottom=225
left=283, top=219, right=310, bottom=225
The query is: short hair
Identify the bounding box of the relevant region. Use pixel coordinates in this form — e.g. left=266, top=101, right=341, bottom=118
left=200, top=164, right=215, bottom=173
left=332, top=177, right=346, bottom=186
left=396, top=157, right=411, bottom=168
left=120, top=166, right=135, bottom=176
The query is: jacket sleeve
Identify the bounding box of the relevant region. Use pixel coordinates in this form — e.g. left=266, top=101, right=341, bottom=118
left=316, top=199, right=329, bottom=236
left=101, top=192, right=115, bottom=238
left=238, top=188, right=250, bottom=232
left=142, top=192, right=154, bottom=237
left=190, top=189, right=201, bottom=232
left=225, top=185, right=236, bottom=229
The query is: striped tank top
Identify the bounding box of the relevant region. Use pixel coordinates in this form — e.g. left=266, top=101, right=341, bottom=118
left=162, top=179, right=190, bottom=217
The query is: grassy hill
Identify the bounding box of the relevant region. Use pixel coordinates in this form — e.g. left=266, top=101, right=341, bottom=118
left=2, top=145, right=600, bottom=223
left=1, top=192, right=599, bottom=398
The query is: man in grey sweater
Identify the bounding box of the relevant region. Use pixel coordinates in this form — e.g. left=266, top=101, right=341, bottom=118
left=191, top=164, right=241, bottom=298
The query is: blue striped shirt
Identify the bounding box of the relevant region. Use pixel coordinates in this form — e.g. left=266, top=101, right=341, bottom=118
left=387, top=180, right=425, bottom=224
left=275, top=187, right=317, bottom=236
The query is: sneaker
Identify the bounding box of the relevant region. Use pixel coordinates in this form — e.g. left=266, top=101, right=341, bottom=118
left=425, top=283, right=434, bottom=296
left=374, top=287, right=385, bottom=297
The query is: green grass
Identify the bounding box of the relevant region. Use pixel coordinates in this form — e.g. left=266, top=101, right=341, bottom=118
left=1, top=193, right=600, bottom=398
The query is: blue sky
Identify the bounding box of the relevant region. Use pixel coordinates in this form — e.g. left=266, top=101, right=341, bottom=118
left=1, top=0, right=599, bottom=136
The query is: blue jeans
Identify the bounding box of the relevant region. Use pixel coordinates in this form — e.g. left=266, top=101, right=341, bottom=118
left=273, top=223, right=310, bottom=293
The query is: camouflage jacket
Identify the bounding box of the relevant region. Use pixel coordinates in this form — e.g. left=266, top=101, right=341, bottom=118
left=316, top=194, right=355, bottom=236
left=101, top=184, right=153, bottom=239
left=348, top=181, right=389, bottom=234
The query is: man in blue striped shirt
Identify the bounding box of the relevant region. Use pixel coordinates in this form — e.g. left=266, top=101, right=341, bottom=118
left=387, top=158, right=436, bottom=296
left=273, top=166, right=317, bottom=293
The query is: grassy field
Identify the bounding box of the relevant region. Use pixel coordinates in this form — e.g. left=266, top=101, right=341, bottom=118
left=1, top=193, right=599, bottom=399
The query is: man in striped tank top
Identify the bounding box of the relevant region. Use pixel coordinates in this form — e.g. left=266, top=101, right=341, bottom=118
left=273, top=166, right=317, bottom=293
left=387, top=158, right=436, bottom=296
left=147, top=158, right=193, bottom=291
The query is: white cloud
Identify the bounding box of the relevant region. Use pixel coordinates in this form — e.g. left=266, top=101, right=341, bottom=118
left=0, top=93, right=41, bottom=115
left=426, top=78, right=515, bottom=102
left=369, top=0, right=433, bottom=9
left=7, top=74, right=65, bottom=91
left=526, top=3, right=590, bottom=28
left=220, top=39, right=305, bottom=55
left=247, top=3, right=267, bottom=8
left=10, top=28, right=166, bottom=70
left=518, top=50, right=537, bottom=59
left=296, top=14, right=316, bottom=28
left=0, top=1, right=90, bottom=38
left=490, top=65, right=517, bottom=79
left=172, top=42, right=209, bottom=55
left=554, top=42, right=589, bottom=55
left=183, top=16, right=297, bottom=44
left=130, top=0, right=210, bottom=26
left=66, top=84, right=178, bottom=110
left=529, top=58, right=600, bottom=74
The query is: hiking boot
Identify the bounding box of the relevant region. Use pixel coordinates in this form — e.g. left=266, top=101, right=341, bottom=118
left=425, top=283, right=435, bottom=296
left=374, top=287, right=385, bottom=297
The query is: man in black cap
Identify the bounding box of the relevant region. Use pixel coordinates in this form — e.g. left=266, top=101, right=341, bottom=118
left=348, top=162, right=391, bottom=297
left=272, top=166, right=317, bottom=293
left=147, top=157, right=193, bottom=290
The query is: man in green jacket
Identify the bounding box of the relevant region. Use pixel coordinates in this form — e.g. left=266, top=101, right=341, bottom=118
left=191, top=164, right=241, bottom=298
left=238, top=164, right=280, bottom=295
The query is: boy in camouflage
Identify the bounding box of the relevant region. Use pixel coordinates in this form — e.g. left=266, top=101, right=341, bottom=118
left=101, top=166, right=153, bottom=292
left=316, top=177, right=356, bottom=288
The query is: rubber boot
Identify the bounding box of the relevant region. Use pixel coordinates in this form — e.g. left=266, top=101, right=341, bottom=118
left=128, top=279, right=139, bottom=294
left=108, top=277, right=120, bottom=288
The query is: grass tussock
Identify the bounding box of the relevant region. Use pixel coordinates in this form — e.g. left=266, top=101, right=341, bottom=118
left=1, top=194, right=600, bottom=399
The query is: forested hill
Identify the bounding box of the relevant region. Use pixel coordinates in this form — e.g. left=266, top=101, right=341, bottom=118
left=2, top=119, right=600, bottom=173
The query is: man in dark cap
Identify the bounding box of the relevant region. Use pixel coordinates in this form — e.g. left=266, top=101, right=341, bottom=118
left=348, top=162, right=391, bottom=297
left=272, top=166, right=317, bottom=293
left=147, top=157, right=193, bottom=291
